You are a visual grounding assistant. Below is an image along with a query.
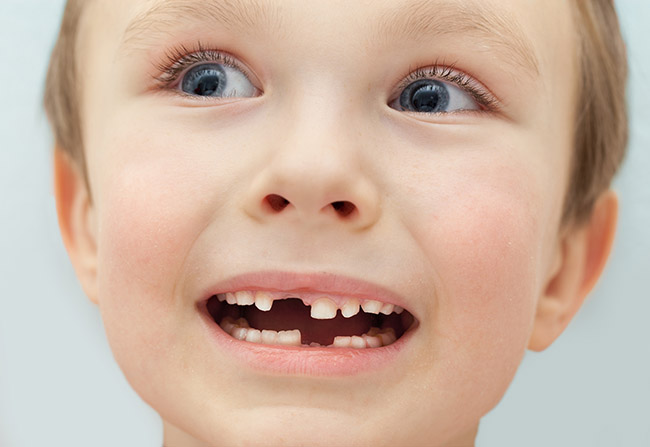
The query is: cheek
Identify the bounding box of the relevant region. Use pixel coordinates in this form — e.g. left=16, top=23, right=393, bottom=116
left=95, top=169, right=196, bottom=386
left=91, top=131, right=230, bottom=388
left=97, top=161, right=202, bottom=307
left=92, top=119, right=244, bottom=304
left=435, top=191, right=540, bottom=349
left=407, top=155, right=547, bottom=406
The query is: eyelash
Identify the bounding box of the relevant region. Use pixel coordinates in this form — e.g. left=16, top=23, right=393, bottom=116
left=397, top=64, right=500, bottom=112
left=152, top=41, right=254, bottom=90
left=153, top=43, right=499, bottom=111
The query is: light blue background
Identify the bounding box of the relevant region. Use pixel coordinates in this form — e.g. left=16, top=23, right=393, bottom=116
left=0, top=1, right=648, bottom=446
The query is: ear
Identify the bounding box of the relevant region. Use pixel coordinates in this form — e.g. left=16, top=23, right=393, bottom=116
left=528, top=191, right=618, bottom=351
left=54, top=148, right=99, bottom=304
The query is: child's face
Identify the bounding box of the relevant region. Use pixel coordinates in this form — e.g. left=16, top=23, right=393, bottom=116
left=73, top=0, right=578, bottom=444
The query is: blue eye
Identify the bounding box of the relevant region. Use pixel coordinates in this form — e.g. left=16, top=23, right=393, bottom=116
left=400, top=80, right=449, bottom=113
left=395, top=78, right=480, bottom=114
left=180, top=63, right=257, bottom=98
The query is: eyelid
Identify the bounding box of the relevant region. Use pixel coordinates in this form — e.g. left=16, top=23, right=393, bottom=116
left=151, top=42, right=259, bottom=92
left=393, top=63, right=501, bottom=113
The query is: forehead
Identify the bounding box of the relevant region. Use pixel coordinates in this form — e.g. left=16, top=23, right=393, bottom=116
left=84, top=0, right=574, bottom=69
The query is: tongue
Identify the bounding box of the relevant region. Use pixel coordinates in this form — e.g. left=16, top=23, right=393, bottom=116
left=244, top=299, right=375, bottom=345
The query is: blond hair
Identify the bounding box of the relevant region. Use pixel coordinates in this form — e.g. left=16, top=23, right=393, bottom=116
left=44, top=0, right=628, bottom=223
left=567, top=0, right=628, bottom=222
left=44, top=0, right=88, bottom=184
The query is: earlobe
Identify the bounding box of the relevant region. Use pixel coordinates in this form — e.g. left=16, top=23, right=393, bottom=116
left=54, top=148, right=99, bottom=304
left=528, top=191, right=618, bottom=351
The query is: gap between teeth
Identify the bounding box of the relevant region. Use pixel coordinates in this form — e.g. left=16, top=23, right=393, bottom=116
left=219, top=317, right=397, bottom=348
left=219, top=291, right=404, bottom=319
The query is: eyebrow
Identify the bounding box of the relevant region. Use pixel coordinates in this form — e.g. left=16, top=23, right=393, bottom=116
left=121, top=0, right=539, bottom=77
left=373, top=0, right=540, bottom=76
left=121, top=0, right=285, bottom=51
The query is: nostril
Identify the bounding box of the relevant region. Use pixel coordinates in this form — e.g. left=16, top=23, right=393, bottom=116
left=265, top=194, right=291, bottom=212
left=331, top=201, right=357, bottom=218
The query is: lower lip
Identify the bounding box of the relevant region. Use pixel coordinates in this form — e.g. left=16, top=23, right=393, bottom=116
left=197, top=308, right=417, bottom=376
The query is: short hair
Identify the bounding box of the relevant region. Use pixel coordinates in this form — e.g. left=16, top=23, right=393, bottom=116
left=44, top=0, right=87, bottom=179
left=566, top=0, right=628, bottom=223
left=44, top=0, right=628, bottom=224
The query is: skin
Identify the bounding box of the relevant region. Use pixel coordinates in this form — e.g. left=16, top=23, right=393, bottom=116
left=54, top=0, right=619, bottom=445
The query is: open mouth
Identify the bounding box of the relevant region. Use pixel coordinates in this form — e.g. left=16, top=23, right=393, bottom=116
left=206, top=291, right=416, bottom=349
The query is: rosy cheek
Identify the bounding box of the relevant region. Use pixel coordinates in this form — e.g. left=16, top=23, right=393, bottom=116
left=91, top=136, right=222, bottom=364
left=93, top=127, right=218, bottom=302
left=436, top=196, right=539, bottom=339
left=412, top=161, right=544, bottom=389
left=98, top=177, right=192, bottom=301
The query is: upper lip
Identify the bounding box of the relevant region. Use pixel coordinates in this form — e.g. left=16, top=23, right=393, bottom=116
left=199, top=270, right=411, bottom=311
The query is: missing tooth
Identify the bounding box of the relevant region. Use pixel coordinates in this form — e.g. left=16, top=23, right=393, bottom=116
left=206, top=296, right=413, bottom=346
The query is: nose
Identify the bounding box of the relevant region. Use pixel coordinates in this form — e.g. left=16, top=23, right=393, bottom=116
left=242, top=114, right=381, bottom=231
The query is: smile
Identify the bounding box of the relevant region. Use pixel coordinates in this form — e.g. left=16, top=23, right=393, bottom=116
left=206, top=290, right=416, bottom=348
left=197, top=272, right=419, bottom=375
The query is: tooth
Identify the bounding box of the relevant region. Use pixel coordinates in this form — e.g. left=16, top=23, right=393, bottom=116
left=350, top=336, right=367, bottom=349
left=378, top=328, right=396, bottom=346
left=231, top=327, right=248, bottom=340
left=235, top=291, right=255, bottom=306
left=380, top=303, right=395, bottom=315
left=367, top=327, right=381, bottom=336
left=245, top=328, right=262, bottom=343
left=226, top=292, right=237, bottom=305
left=219, top=316, right=236, bottom=333
left=341, top=298, right=360, bottom=318
left=235, top=318, right=250, bottom=328
left=361, top=300, right=382, bottom=314
left=394, top=306, right=404, bottom=314
left=276, top=329, right=301, bottom=346
left=311, top=298, right=337, bottom=320
left=332, top=336, right=352, bottom=348
left=363, top=334, right=383, bottom=348
left=261, top=330, right=278, bottom=345
left=254, top=291, right=274, bottom=311
left=217, top=294, right=227, bottom=302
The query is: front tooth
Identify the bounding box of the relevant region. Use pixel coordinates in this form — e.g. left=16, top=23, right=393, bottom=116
left=261, top=330, right=278, bottom=345
left=276, top=329, right=301, bottom=346
left=350, top=336, right=367, bottom=349
left=254, top=291, right=274, bottom=311
left=341, top=298, right=360, bottom=318
left=226, top=292, right=237, bottom=305
left=332, top=336, right=352, bottom=348
left=245, top=328, right=262, bottom=343
left=235, top=291, right=255, bottom=306
left=380, top=303, right=395, bottom=315
left=311, top=298, right=337, bottom=320
left=361, top=300, right=382, bottom=314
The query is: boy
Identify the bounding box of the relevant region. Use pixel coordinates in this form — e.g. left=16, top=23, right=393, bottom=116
left=44, top=0, right=628, bottom=445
